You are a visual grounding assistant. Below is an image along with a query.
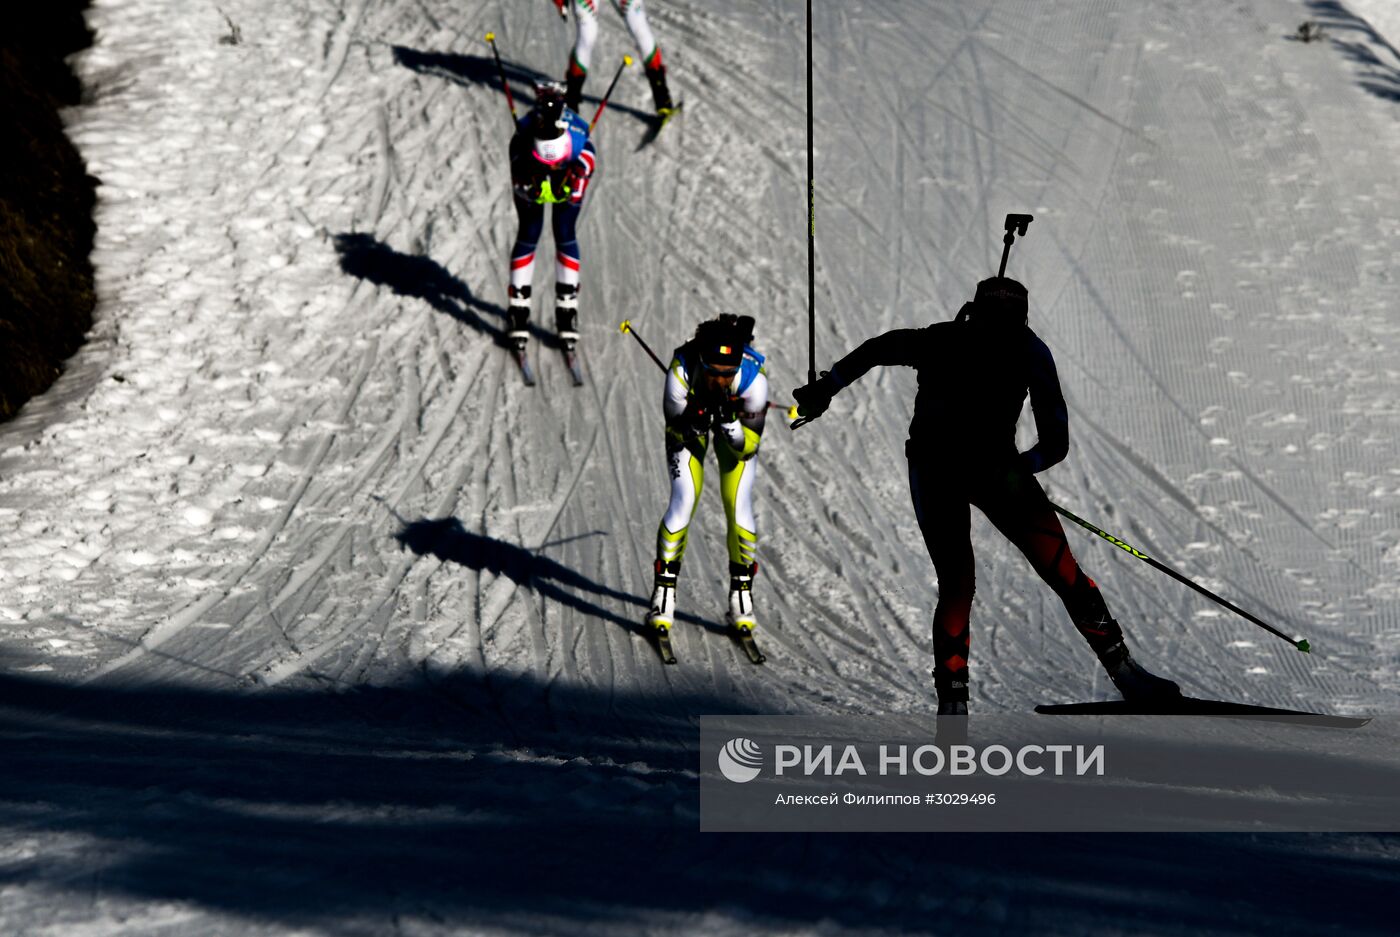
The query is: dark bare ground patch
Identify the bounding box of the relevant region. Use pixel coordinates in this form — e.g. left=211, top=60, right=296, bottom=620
left=0, top=4, right=96, bottom=422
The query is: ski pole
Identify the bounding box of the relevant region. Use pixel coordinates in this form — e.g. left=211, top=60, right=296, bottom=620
left=806, top=0, right=816, bottom=390
left=590, top=55, right=633, bottom=134
left=1051, top=500, right=1312, bottom=653
left=550, top=0, right=568, bottom=21
left=484, top=32, right=518, bottom=122
left=620, top=319, right=667, bottom=372
left=998, top=213, right=1033, bottom=277
left=619, top=321, right=799, bottom=418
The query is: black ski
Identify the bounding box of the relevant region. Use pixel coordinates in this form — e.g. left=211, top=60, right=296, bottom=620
left=511, top=342, right=537, bottom=386
left=1035, top=697, right=1370, bottom=729
left=636, top=101, right=684, bottom=150
left=652, top=628, right=677, bottom=665
left=561, top=339, right=585, bottom=386
left=731, top=626, right=766, bottom=665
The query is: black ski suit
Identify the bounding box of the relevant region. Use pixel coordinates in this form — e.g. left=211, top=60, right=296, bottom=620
left=827, top=314, right=1124, bottom=702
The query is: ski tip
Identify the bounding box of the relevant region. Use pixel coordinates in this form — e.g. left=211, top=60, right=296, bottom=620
left=786, top=405, right=799, bottom=421
left=624, top=54, right=634, bottom=66
left=484, top=31, right=495, bottom=42
left=1296, top=638, right=1311, bottom=653
left=619, top=319, right=631, bottom=334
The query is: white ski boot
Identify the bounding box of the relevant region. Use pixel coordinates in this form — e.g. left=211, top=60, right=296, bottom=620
left=554, top=283, right=579, bottom=345
left=507, top=284, right=531, bottom=348
left=725, top=561, right=758, bottom=633
left=646, top=560, right=679, bottom=633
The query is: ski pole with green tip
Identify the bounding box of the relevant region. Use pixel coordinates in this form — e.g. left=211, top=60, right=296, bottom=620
left=619, top=321, right=799, bottom=420
left=484, top=33, right=517, bottom=122
left=1051, top=500, right=1312, bottom=653
left=590, top=55, right=633, bottom=133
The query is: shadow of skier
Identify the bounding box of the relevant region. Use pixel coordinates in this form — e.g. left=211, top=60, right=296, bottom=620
left=394, top=517, right=730, bottom=637
left=391, top=46, right=658, bottom=126
left=332, top=233, right=564, bottom=351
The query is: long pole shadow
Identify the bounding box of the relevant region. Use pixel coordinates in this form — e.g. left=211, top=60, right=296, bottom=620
left=333, top=233, right=563, bottom=351
left=394, top=517, right=731, bottom=636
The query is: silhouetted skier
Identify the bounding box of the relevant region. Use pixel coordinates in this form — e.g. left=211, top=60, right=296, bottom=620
left=793, top=276, right=1180, bottom=714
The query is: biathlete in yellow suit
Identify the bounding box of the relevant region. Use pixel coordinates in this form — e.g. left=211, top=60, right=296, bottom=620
left=647, top=315, right=769, bottom=636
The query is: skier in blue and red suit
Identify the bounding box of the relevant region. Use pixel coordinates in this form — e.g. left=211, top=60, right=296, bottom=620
left=506, top=80, right=596, bottom=350
left=793, top=277, right=1181, bottom=714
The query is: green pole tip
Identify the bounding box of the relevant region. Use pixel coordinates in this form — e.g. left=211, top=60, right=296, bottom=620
left=1296, top=639, right=1311, bottom=653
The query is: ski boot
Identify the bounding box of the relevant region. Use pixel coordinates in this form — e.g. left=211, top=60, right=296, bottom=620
left=554, top=283, right=580, bottom=346
left=935, top=674, right=969, bottom=715
left=564, top=66, right=586, bottom=113
left=645, top=60, right=676, bottom=117
left=1098, top=640, right=1181, bottom=702
left=507, top=284, right=531, bottom=349
left=934, top=676, right=969, bottom=746
left=646, top=560, right=679, bottom=633
left=725, top=561, right=758, bottom=634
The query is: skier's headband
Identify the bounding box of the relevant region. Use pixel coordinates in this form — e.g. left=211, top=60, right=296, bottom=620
left=701, top=346, right=741, bottom=375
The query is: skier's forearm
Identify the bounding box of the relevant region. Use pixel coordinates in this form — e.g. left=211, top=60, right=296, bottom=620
left=828, top=329, right=924, bottom=391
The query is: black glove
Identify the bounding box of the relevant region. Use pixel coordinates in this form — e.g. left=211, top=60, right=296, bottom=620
left=676, top=398, right=711, bottom=442
left=792, top=370, right=838, bottom=422
left=709, top=396, right=740, bottom=428
left=513, top=164, right=546, bottom=202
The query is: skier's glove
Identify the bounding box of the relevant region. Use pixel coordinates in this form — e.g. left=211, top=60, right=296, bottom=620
left=792, top=370, right=838, bottom=422
left=562, top=162, right=588, bottom=201
left=513, top=165, right=546, bottom=202
left=675, top=398, right=711, bottom=443
left=709, top=397, right=740, bottom=429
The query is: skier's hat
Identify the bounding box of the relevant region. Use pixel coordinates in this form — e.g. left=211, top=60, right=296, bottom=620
left=694, top=315, right=754, bottom=371
left=973, top=276, right=1028, bottom=322
left=530, top=81, right=570, bottom=164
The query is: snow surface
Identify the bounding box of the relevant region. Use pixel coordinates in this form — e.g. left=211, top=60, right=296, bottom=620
left=2, top=0, right=1399, bottom=933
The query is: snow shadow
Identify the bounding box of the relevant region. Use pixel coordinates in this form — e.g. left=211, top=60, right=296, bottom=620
left=0, top=670, right=1397, bottom=934
left=1303, top=1, right=1400, bottom=102
left=394, top=516, right=731, bottom=637
left=390, top=45, right=657, bottom=126
left=333, top=232, right=563, bottom=350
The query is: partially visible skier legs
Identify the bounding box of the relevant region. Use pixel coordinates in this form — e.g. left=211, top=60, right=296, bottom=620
left=976, top=474, right=1181, bottom=702
left=507, top=199, right=546, bottom=344
left=551, top=200, right=582, bottom=338
left=564, top=0, right=600, bottom=110
left=908, top=461, right=975, bottom=715
left=616, top=0, right=675, bottom=114
left=649, top=435, right=704, bottom=631
left=718, top=441, right=759, bottom=631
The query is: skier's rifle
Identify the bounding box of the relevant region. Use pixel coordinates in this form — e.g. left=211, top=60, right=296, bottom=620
left=590, top=55, right=633, bottom=134
left=1052, top=500, right=1312, bottom=653
left=999, top=213, right=1033, bottom=277
left=483, top=33, right=518, bottom=122
left=619, top=321, right=798, bottom=419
